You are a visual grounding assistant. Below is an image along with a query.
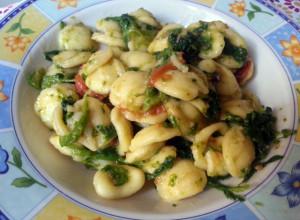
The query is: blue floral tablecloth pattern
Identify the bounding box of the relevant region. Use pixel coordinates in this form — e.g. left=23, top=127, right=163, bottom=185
left=0, top=0, right=299, bottom=219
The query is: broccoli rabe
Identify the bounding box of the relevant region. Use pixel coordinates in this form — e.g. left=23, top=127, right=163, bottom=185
left=166, top=137, right=193, bottom=159
left=223, top=39, right=248, bottom=64
left=203, top=90, right=221, bottom=121
left=168, top=24, right=211, bottom=64
left=96, top=124, right=117, bottom=144
left=41, top=73, right=74, bottom=89
left=143, top=87, right=166, bottom=111
left=59, top=97, right=88, bottom=146
left=102, top=164, right=128, bottom=186
left=106, top=14, right=159, bottom=51
left=146, top=156, right=175, bottom=180
left=27, top=68, right=46, bottom=90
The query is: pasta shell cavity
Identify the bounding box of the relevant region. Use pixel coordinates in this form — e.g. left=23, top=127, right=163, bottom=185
left=164, top=99, right=202, bottom=135
left=222, top=126, right=255, bottom=177
left=192, top=122, right=228, bottom=170
left=154, top=70, right=209, bottom=101
left=155, top=160, right=207, bottom=203
left=85, top=59, right=122, bottom=95
left=215, top=63, right=241, bottom=98
left=109, top=71, right=148, bottom=111
left=34, top=84, right=78, bottom=129
left=120, top=51, right=156, bottom=71
left=198, top=30, right=225, bottom=59
left=59, top=23, right=96, bottom=51
left=93, top=165, right=145, bottom=199
left=80, top=48, right=114, bottom=76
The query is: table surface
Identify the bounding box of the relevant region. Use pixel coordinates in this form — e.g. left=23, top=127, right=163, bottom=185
left=0, top=0, right=299, bottom=220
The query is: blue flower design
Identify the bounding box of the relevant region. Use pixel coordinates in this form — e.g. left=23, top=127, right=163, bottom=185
left=0, top=145, right=9, bottom=174
left=215, top=215, right=226, bottom=220
left=272, top=161, right=300, bottom=208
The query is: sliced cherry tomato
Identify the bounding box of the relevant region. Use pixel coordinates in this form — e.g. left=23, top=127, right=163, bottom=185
left=148, top=63, right=177, bottom=86
left=235, top=59, right=254, bottom=85
left=145, top=104, right=166, bottom=116
left=74, top=74, right=88, bottom=97
left=75, top=74, right=106, bottom=100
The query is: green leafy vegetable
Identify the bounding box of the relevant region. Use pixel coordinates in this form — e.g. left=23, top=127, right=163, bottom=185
left=244, top=107, right=276, bottom=160
left=41, top=73, right=74, bottom=89
left=146, top=156, right=175, bottom=180
left=166, top=137, right=193, bottom=159
left=60, top=21, right=66, bottom=29
left=207, top=177, right=249, bottom=201
left=106, top=14, right=158, bottom=50
left=102, top=164, right=128, bottom=186
left=27, top=68, right=46, bottom=90
left=168, top=24, right=211, bottom=64
left=59, top=97, right=89, bottom=146
left=127, top=67, right=140, bottom=71
left=168, top=115, right=179, bottom=129
left=223, top=114, right=243, bottom=125
left=96, top=124, right=117, bottom=143
left=44, top=50, right=60, bottom=61
left=203, top=90, right=220, bottom=121
left=223, top=39, right=248, bottom=64
left=143, top=87, right=166, bottom=111
left=154, top=47, right=173, bottom=66
left=168, top=174, right=178, bottom=187
left=61, top=96, right=76, bottom=123
left=242, top=155, right=284, bottom=182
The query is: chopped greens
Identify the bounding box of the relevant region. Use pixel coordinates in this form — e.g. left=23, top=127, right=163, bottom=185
left=168, top=174, right=178, bottom=187
left=96, top=124, right=117, bottom=143
left=143, top=87, right=166, bottom=111
left=102, top=164, right=128, bottom=186
left=168, top=25, right=211, bottom=64
left=223, top=107, right=295, bottom=182
left=154, top=47, right=173, bottom=66
left=27, top=68, right=46, bottom=90
left=207, top=177, right=249, bottom=201
left=106, top=14, right=158, bottom=50
left=166, top=137, right=193, bottom=159
left=59, top=97, right=88, bottom=146
left=44, top=50, right=60, bottom=61
left=61, top=96, right=76, bottom=123
left=223, top=39, right=248, bottom=64
left=242, top=155, right=284, bottom=182
left=203, top=90, right=221, bottom=121
left=41, top=73, right=74, bottom=89
left=146, top=156, right=175, bottom=180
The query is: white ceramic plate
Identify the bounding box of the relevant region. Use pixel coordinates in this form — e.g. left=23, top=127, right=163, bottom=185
left=11, top=0, right=296, bottom=219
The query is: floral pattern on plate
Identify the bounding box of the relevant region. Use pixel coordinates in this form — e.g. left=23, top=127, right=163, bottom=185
left=272, top=161, right=300, bottom=208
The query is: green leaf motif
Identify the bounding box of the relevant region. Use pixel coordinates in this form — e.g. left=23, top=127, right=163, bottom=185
left=11, top=177, right=35, bottom=187
left=12, top=147, right=22, bottom=168
left=21, top=28, right=34, bottom=35
left=247, top=11, right=255, bottom=21
left=250, top=2, right=262, bottom=12
left=6, top=23, right=20, bottom=33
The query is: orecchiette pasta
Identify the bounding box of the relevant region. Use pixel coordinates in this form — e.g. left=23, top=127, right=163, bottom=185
left=155, top=160, right=207, bottom=203
left=52, top=50, right=92, bottom=68
left=110, top=107, right=133, bottom=156
left=30, top=8, right=285, bottom=203
left=93, top=165, right=145, bottom=199
left=222, top=126, right=255, bottom=177
left=59, top=23, right=96, bottom=51
left=154, top=70, right=209, bottom=101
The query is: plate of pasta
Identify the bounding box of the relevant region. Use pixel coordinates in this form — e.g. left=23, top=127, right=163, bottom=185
left=11, top=0, right=296, bottom=219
